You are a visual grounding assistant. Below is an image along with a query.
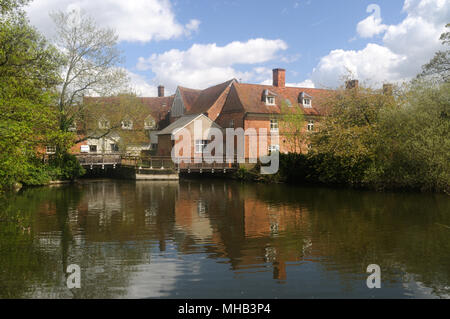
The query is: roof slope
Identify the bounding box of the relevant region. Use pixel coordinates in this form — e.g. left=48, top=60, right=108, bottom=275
left=186, top=79, right=236, bottom=117
left=158, top=114, right=222, bottom=135
left=178, top=87, right=202, bottom=112
left=223, top=83, right=332, bottom=116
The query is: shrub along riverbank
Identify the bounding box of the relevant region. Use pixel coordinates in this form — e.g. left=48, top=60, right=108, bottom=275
left=236, top=80, right=450, bottom=194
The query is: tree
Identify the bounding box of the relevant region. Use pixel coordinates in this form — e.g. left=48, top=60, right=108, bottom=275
left=0, top=7, right=64, bottom=189
left=81, top=93, right=152, bottom=153
left=312, top=85, right=396, bottom=160
left=279, top=101, right=307, bottom=153
left=419, top=23, right=449, bottom=83
left=51, top=9, right=129, bottom=137
left=369, top=80, right=450, bottom=192
left=0, top=0, right=29, bottom=14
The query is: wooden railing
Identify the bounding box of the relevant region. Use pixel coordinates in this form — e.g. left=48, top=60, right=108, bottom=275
left=75, top=154, right=239, bottom=172
left=75, top=154, right=121, bottom=167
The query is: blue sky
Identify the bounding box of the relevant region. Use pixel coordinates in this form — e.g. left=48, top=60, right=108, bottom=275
left=27, top=0, right=449, bottom=95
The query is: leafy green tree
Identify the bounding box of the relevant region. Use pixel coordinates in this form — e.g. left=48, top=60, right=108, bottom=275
left=0, top=8, right=64, bottom=189
left=279, top=101, right=307, bottom=153
left=420, top=23, right=449, bottom=83
left=369, top=80, right=450, bottom=192
left=51, top=9, right=129, bottom=138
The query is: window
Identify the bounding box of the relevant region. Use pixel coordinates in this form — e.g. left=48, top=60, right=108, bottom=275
left=270, top=119, right=279, bottom=132
left=46, top=146, right=56, bottom=154
left=98, top=118, right=110, bottom=129
left=68, top=121, right=77, bottom=132
left=144, top=116, right=156, bottom=129
left=307, top=120, right=315, bottom=131
left=229, top=120, right=234, bottom=128
left=265, top=96, right=275, bottom=105
left=268, top=144, right=280, bottom=154
left=195, top=140, right=208, bottom=154
left=110, top=144, right=119, bottom=152
left=122, top=119, right=133, bottom=130
left=89, top=145, right=97, bottom=153
left=303, top=98, right=312, bottom=108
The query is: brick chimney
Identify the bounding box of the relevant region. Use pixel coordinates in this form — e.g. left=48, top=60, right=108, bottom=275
left=383, top=83, right=393, bottom=96
left=273, top=68, right=286, bottom=88
left=158, top=85, right=165, bottom=97
left=345, top=80, right=359, bottom=90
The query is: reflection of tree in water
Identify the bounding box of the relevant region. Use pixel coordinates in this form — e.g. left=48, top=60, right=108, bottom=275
left=0, top=181, right=179, bottom=298
left=247, top=184, right=450, bottom=296
left=1, top=179, right=449, bottom=298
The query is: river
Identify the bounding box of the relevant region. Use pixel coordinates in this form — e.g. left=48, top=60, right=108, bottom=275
left=0, top=179, right=449, bottom=299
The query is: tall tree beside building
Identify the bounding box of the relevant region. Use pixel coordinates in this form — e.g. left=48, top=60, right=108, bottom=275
left=0, top=5, right=63, bottom=189
left=51, top=9, right=129, bottom=137
left=279, top=101, right=307, bottom=153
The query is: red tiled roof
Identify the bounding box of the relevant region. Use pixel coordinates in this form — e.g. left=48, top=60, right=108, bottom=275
left=186, top=79, right=236, bottom=117
left=178, top=87, right=202, bottom=112
left=223, top=83, right=332, bottom=116
left=139, top=96, right=174, bottom=122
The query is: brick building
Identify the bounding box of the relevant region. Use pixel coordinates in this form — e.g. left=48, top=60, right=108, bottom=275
left=72, top=68, right=331, bottom=158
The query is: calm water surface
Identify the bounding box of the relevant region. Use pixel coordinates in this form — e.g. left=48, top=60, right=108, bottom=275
left=0, top=179, right=449, bottom=299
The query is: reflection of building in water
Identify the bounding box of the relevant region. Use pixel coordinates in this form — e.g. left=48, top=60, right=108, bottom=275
left=175, top=181, right=312, bottom=281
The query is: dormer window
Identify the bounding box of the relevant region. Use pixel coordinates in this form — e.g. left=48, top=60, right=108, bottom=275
left=303, top=98, right=312, bottom=108
left=144, top=115, right=156, bottom=130
left=98, top=117, right=110, bottom=129
left=265, top=96, right=275, bottom=105
left=299, top=92, right=313, bottom=108
left=121, top=119, right=133, bottom=130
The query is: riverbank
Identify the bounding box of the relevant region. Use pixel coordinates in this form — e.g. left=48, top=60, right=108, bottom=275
left=233, top=153, right=450, bottom=194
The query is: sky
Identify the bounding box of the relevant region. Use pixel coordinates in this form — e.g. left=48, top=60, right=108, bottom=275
left=25, top=0, right=449, bottom=96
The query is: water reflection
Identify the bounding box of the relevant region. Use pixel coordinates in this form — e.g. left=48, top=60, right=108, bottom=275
left=0, top=179, right=449, bottom=298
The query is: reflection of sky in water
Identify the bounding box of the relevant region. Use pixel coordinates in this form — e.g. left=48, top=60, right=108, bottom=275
left=1, top=179, right=449, bottom=299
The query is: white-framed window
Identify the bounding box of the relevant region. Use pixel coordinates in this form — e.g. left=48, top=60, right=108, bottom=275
left=121, top=119, right=133, bottom=130
left=144, top=116, right=156, bottom=129
left=268, top=144, right=280, bottom=154
left=303, top=98, right=312, bottom=108
left=270, top=119, right=279, bottom=132
left=229, top=119, right=234, bottom=128
left=46, top=146, right=56, bottom=154
left=98, top=118, right=110, bottom=129
left=307, top=120, right=315, bottom=131
left=265, top=96, right=275, bottom=105
left=195, top=140, right=208, bottom=154
left=68, top=121, right=77, bottom=132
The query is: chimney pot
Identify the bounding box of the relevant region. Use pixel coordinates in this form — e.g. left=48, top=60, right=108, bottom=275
left=158, top=85, right=164, bottom=97
left=273, top=68, right=286, bottom=88
left=345, top=80, right=359, bottom=90
left=383, top=83, right=393, bottom=96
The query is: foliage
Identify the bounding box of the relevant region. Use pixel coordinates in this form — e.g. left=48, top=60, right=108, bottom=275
left=51, top=9, right=129, bottom=135
left=279, top=101, right=307, bottom=153
left=419, top=23, right=450, bottom=83
left=367, top=80, right=450, bottom=192
left=0, top=8, right=63, bottom=190
left=81, top=93, right=152, bottom=152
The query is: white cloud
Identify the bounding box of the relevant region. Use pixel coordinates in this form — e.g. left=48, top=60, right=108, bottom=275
left=357, top=15, right=388, bottom=38
left=137, top=38, right=288, bottom=92
left=127, top=71, right=158, bottom=97
left=26, top=0, right=199, bottom=43
left=356, top=4, right=388, bottom=38
left=312, top=0, right=449, bottom=88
